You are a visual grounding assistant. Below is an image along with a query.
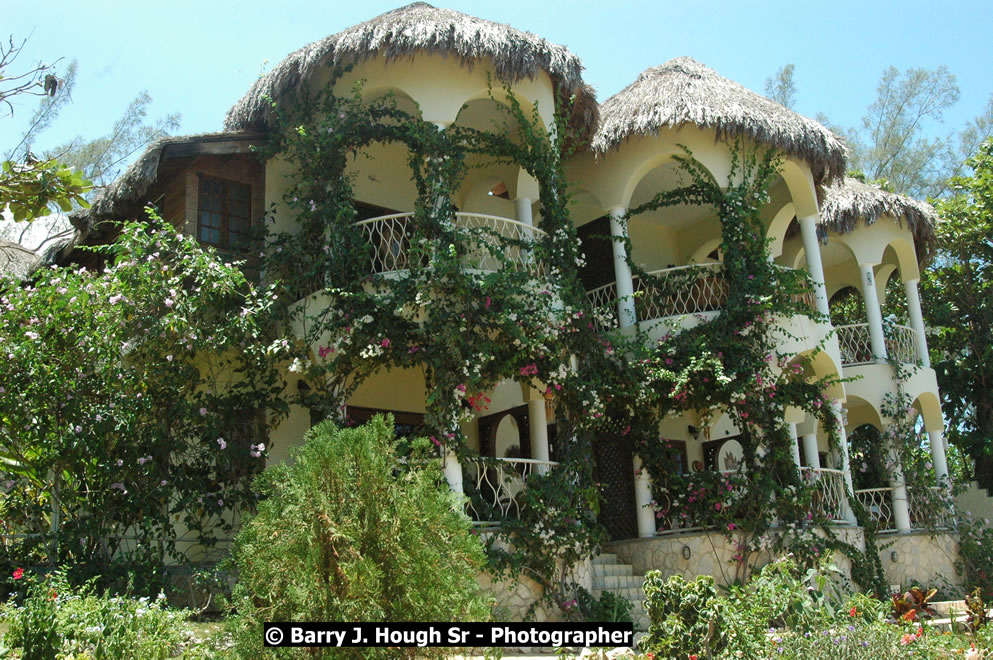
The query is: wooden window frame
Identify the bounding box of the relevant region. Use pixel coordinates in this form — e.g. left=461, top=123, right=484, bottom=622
left=196, top=174, right=252, bottom=251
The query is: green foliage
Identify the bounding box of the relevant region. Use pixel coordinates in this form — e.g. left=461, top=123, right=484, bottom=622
left=1, top=571, right=192, bottom=659
left=0, top=157, right=90, bottom=221
left=573, top=586, right=632, bottom=624
left=926, top=137, right=993, bottom=490
left=965, top=587, right=991, bottom=633
left=890, top=585, right=938, bottom=623
left=955, top=514, right=993, bottom=599
left=0, top=214, right=288, bottom=583
left=226, top=416, right=491, bottom=659
left=641, top=572, right=726, bottom=658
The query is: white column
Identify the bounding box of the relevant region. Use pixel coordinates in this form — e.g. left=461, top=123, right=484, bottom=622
left=443, top=449, right=463, bottom=494
left=528, top=398, right=550, bottom=475
left=903, top=279, right=931, bottom=368
left=859, top=263, right=888, bottom=361
left=928, top=429, right=950, bottom=487
left=798, top=215, right=830, bottom=316
left=802, top=433, right=821, bottom=470
left=609, top=206, right=637, bottom=328
left=788, top=423, right=802, bottom=474
left=885, top=439, right=913, bottom=533
left=633, top=455, right=656, bottom=538
left=515, top=197, right=533, bottom=228
left=830, top=400, right=857, bottom=524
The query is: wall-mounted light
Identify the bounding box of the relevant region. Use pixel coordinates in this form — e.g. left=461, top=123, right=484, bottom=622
left=890, top=551, right=899, bottom=563
left=687, top=425, right=699, bottom=440
left=682, top=545, right=692, bottom=560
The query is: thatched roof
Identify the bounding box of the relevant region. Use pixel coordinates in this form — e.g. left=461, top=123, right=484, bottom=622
left=820, top=177, right=939, bottom=263
left=0, top=240, right=42, bottom=280
left=223, top=2, right=597, bottom=137
left=78, top=132, right=262, bottom=231
left=592, top=57, right=847, bottom=184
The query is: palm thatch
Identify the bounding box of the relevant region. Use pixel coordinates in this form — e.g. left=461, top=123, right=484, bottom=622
left=592, top=57, right=847, bottom=184
left=0, top=240, right=42, bottom=280
left=78, top=132, right=260, bottom=231
left=223, top=2, right=597, bottom=139
left=820, top=177, right=939, bottom=263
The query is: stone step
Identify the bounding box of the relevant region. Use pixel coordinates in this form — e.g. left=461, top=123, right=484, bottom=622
left=592, top=563, right=633, bottom=577
left=591, top=553, right=619, bottom=565
left=594, top=585, right=645, bottom=601
left=592, top=574, right=646, bottom=590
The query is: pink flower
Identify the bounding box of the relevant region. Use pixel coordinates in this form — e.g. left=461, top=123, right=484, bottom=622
left=380, top=338, right=390, bottom=348
left=164, top=298, right=174, bottom=308
left=727, top=523, right=735, bottom=531
left=217, top=438, right=227, bottom=450
left=199, top=407, right=208, bottom=416
left=12, top=568, right=23, bottom=580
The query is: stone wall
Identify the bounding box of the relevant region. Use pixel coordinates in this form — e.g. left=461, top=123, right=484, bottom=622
left=878, top=532, right=961, bottom=595
left=476, top=552, right=592, bottom=622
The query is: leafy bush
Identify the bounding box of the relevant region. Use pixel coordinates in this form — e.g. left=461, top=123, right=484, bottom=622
left=226, top=416, right=491, bottom=658
left=1, top=571, right=192, bottom=659
left=574, top=586, right=632, bottom=624
left=641, top=572, right=727, bottom=658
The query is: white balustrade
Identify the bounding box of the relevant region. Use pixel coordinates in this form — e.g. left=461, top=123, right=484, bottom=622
left=464, top=457, right=558, bottom=526
left=885, top=324, right=922, bottom=365
left=800, top=467, right=848, bottom=522
left=854, top=487, right=896, bottom=531
left=838, top=323, right=923, bottom=366
left=355, top=212, right=547, bottom=275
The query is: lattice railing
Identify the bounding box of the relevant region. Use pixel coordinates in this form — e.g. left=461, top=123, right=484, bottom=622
left=837, top=323, right=873, bottom=366
left=464, top=457, right=558, bottom=526
left=772, top=265, right=817, bottom=312
left=635, top=264, right=728, bottom=321
left=886, top=324, right=922, bottom=365
left=354, top=212, right=547, bottom=275
left=854, top=487, right=896, bottom=531
left=652, top=490, right=708, bottom=534
left=801, top=467, right=848, bottom=522
left=908, top=486, right=956, bottom=530
left=586, top=281, right=620, bottom=332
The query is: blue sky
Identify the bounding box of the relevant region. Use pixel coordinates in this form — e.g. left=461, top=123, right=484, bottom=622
left=3, top=0, right=992, bottom=164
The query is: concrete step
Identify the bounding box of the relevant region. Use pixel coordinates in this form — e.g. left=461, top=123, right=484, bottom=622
left=592, top=563, right=633, bottom=577
left=591, top=553, right=619, bottom=565
left=595, top=585, right=645, bottom=601
left=592, top=574, right=646, bottom=590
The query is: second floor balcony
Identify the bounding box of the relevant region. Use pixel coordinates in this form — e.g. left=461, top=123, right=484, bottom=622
left=355, top=212, right=547, bottom=277
left=836, top=323, right=923, bottom=367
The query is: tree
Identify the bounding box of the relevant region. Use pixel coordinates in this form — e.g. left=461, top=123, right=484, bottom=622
left=922, top=137, right=993, bottom=489
left=0, top=37, right=91, bottom=224
left=0, top=216, right=289, bottom=583
left=764, top=63, right=797, bottom=110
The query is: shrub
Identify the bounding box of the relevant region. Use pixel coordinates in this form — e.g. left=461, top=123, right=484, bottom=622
left=574, top=586, right=633, bottom=624
left=226, top=416, right=491, bottom=658
left=641, top=572, right=727, bottom=658
left=1, top=571, right=191, bottom=659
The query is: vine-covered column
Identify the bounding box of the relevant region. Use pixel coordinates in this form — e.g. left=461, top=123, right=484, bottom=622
left=830, top=400, right=858, bottom=524
left=608, top=205, right=637, bottom=328
left=798, top=214, right=830, bottom=316
left=633, top=454, right=656, bottom=538
left=903, top=278, right=931, bottom=368
left=928, top=428, right=950, bottom=487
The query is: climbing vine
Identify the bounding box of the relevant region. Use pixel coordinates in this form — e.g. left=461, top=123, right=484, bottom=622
left=260, top=67, right=885, bottom=608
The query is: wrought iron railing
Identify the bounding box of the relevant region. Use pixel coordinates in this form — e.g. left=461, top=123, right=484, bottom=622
left=354, top=212, right=547, bottom=275
left=586, top=280, right=619, bottom=333
left=801, top=467, right=848, bottom=522
left=886, top=324, right=922, bottom=365
left=854, top=487, right=896, bottom=530
left=837, top=323, right=922, bottom=366
left=463, top=457, right=558, bottom=526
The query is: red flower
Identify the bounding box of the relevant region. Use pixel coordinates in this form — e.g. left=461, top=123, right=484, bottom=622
left=849, top=606, right=857, bottom=617
left=12, top=568, right=23, bottom=580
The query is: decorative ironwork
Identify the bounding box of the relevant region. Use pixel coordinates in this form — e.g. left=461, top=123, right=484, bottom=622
left=854, top=487, right=896, bottom=530
left=908, top=486, right=956, bottom=530
left=801, top=467, right=848, bottom=522
left=464, top=457, right=557, bottom=526
left=837, top=323, right=874, bottom=366
left=886, top=324, right=922, bottom=365
left=355, top=212, right=547, bottom=275
left=593, top=436, right=639, bottom=541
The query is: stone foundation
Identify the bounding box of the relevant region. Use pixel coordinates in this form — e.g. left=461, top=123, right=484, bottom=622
left=878, top=532, right=960, bottom=595
left=477, top=554, right=592, bottom=622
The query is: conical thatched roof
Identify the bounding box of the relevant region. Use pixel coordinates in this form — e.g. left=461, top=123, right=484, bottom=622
left=223, top=2, right=596, bottom=136
left=820, top=177, right=939, bottom=263
left=592, top=57, right=847, bottom=184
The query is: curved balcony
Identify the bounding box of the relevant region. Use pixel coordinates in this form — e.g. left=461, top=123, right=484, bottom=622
left=355, top=212, right=546, bottom=276
left=854, top=486, right=955, bottom=532
left=586, top=264, right=815, bottom=332
left=464, top=457, right=559, bottom=527
left=801, top=467, right=849, bottom=523
left=836, top=323, right=922, bottom=366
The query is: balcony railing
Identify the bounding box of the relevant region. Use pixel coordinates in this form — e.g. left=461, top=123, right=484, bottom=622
left=837, top=323, right=922, bottom=366
left=586, top=264, right=815, bottom=332
left=855, top=486, right=955, bottom=531
left=801, top=467, right=848, bottom=523
left=355, top=212, right=546, bottom=276
left=463, top=457, right=558, bottom=526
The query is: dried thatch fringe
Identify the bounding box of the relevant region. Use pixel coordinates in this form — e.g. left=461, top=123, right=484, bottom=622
left=0, top=240, right=41, bottom=280
left=820, top=177, right=939, bottom=263
left=592, top=57, right=847, bottom=185
left=223, top=2, right=597, bottom=139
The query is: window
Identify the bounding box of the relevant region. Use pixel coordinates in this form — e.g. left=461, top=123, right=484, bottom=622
left=197, top=175, right=252, bottom=250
